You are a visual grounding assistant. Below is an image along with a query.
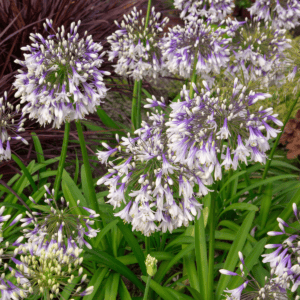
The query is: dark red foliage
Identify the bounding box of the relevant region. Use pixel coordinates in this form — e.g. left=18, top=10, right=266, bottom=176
left=280, top=110, right=300, bottom=160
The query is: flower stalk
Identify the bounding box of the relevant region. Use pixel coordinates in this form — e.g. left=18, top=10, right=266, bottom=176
left=207, top=192, right=216, bottom=300
left=131, top=0, right=152, bottom=131
left=53, top=122, right=70, bottom=200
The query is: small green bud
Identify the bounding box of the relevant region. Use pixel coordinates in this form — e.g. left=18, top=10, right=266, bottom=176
left=145, top=254, right=157, bottom=277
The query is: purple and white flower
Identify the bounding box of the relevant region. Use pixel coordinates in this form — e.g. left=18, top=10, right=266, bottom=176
left=97, top=99, right=207, bottom=236
left=174, top=0, right=235, bottom=22
left=249, top=0, right=300, bottom=30
left=166, top=79, right=282, bottom=180
left=107, top=7, right=169, bottom=80
left=159, top=18, right=230, bottom=79
left=20, top=185, right=99, bottom=249
left=13, top=19, right=109, bottom=128
left=0, top=91, right=27, bottom=161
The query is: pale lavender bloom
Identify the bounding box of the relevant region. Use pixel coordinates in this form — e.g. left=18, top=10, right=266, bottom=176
left=0, top=91, right=27, bottom=161
left=249, top=0, right=300, bottom=30
left=20, top=185, right=99, bottom=248
left=13, top=19, right=109, bottom=128
left=97, top=99, right=205, bottom=236
left=107, top=7, right=169, bottom=80
left=174, top=0, right=235, bottom=22
left=159, top=18, right=230, bottom=78
left=221, top=250, right=290, bottom=299
left=226, top=18, right=291, bottom=88
left=166, top=80, right=282, bottom=180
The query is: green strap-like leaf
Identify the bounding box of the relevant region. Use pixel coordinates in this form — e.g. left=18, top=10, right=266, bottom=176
left=225, top=174, right=298, bottom=205
left=119, top=278, right=133, bottom=300
left=258, top=183, right=273, bottom=229
left=216, top=211, right=255, bottom=299
left=117, top=221, right=147, bottom=276
left=11, top=154, right=37, bottom=192
left=155, top=243, right=195, bottom=283
left=219, top=203, right=258, bottom=217
left=83, top=267, right=109, bottom=300
left=84, top=249, right=145, bottom=292
left=228, top=238, right=267, bottom=290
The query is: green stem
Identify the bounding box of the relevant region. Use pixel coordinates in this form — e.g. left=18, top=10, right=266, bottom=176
left=53, top=122, right=70, bottom=200
left=44, top=289, right=50, bottom=300
left=144, top=0, right=152, bottom=29
left=131, top=0, right=152, bottom=132
left=258, top=90, right=300, bottom=194
left=143, top=275, right=152, bottom=300
left=225, top=169, right=233, bottom=201
left=145, top=236, right=151, bottom=255
left=76, top=120, right=109, bottom=251
left=137, top=80, right=142, bottom=129
left=75, top=120, right=98, bottom=213
left=207, top=193, right=216, bottom=300
left=189, top=57, right=198, bottom=98
left=131, top=80, right=139, bottom=132
left=195, top=214, right=208, bottom=300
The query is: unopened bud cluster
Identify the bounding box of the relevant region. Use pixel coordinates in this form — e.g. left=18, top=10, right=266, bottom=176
left=145, top=254, right=157, bottom=276
left=107, top=7, right=169, bottom=80
left=5, top=243, right=93, bottom=298
left=13, top=19, right=109, bottom=128
left=0, top=91, right=27, bottom=161
left=0, top=206, right=95, bottom=298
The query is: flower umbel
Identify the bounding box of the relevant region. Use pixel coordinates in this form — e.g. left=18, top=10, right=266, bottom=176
left=20, top=185, right=100, bottom=249
left=0, top=91, right=27, bottom=161
left=6, top=242, right=93, bottom=299
left=166, top=79, right=282, bottom=179
left=97, top=101, right=206, bottom=236
left=13, top=19, right=109, bottom=128
left=107, top=7, right=169, bottom=80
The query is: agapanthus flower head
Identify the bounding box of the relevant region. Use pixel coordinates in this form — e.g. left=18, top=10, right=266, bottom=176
left=97, top=100, right=208, bottom=236
left=107, top=7, right=169, bottom=80
left=20, top=185, right=100, bottom=249
left=166, top=79, right=283, bottom=180
left=222, top=203, right=300, bottom=299
left=174, top=0, right=235, bottom=22
left=220, top=251, right=290, bottom=300
left=13, top=19, right=109, bottom=128
left=0, top=91, right=27, bottom=161
left=248, top=0, right=300, bottom=30
left=159, top=18, right=230, bottom=79
left=4, top=241, right=93, bottom=299
left=284, top=37, right=300, bottom=93
left=226, top=18, right=291, bottom=88
left=262, top=204, right=300, bottom=292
